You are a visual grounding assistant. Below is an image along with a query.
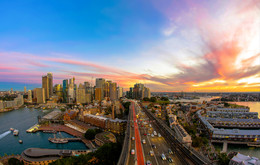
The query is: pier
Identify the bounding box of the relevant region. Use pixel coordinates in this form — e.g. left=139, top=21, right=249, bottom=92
left=48, top=137, right=81, bottom=142
left=26, top=124, right=40, bottom=133
left=38, top=124, right=95, bottom=149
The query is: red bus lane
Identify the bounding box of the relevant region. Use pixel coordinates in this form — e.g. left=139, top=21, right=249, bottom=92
left=132, top=102, right=144, bottom=165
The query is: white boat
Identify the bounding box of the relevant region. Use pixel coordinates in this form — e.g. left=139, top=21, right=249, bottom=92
left=19, top=140, right=23, bottom=143
left=10, top=128, right=14, bottom=131
left=13, top=129, right=19, bottom=136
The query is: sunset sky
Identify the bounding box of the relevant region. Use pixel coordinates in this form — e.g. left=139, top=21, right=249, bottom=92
left=0, top=0, right=259, bottom=92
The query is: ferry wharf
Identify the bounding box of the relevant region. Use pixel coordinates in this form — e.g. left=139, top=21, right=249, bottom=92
left=38, top=124, right=95, bottom=149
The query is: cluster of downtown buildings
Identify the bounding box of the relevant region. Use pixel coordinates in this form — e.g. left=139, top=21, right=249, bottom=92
left=28, top=73, right=127, bottom=104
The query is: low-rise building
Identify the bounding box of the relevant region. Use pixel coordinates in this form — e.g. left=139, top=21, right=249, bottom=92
left=229, top=153, right=260, bottom=165
left=207, top=111, right=258, bottom=119
left=21, top=148, right=72, bottom=165
left=173, top=124, right=192, bottom=145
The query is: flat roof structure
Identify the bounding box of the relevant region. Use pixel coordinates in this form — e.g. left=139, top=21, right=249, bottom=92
left=42, top=110, right=62, bottom=120
left=216, top=108, right=249, bottom=112
left=21, top=148, right=72, bottom=162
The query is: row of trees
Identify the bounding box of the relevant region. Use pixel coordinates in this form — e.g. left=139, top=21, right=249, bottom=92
left=50, top=142, right=122, bottom=165
left=143, top=96, right=169, bottom=101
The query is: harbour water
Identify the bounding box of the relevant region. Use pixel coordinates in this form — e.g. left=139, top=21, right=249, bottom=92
left=0, top=107, right=87, bottom=156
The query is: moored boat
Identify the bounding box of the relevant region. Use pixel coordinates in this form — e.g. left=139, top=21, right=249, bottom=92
left=13, top=129, right=19, bottom=136
left=19, top=140, right=23, bottom=143
left=10, top=128, right=14, bottom=131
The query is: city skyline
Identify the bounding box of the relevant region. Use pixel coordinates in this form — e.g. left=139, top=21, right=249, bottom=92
left=0, top=0, right=259, bottom=92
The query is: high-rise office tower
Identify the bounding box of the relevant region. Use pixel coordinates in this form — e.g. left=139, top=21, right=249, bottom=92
left=28, top=90, right=32, bottom=103
left=11, top=88, right=13, bottom=94
left=63, top=79, right=68, bottom=103
left=95, top=88, right=102, bottom=101
left=36, top=88, right=45, bottom=104
left=105, top=80, right=112, bottom=98
left=54, top=84, right=63, bottom=98
left=76, top=84, right=86, bottom=104
left=144, top=87, right=151, bottom=98
left=68, top=85, right=75, bottom=103
left=117, top=87, right=123, bottom=99
left=42, top=75, right=49, bottom=100
left=109, top=82, right=117, bottom=101
left=47, top=72, right=53, bottom=97
left=24, top=86, right=27, bottom=93
left=96, top=78, right=105, bottom=100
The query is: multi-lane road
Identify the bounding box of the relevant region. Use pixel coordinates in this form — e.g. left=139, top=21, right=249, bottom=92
left=128, top=101, right=181, bottom=165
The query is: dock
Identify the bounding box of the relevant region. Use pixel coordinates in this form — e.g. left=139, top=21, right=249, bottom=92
left=48, top=137, right=81, bottom=142
left=26, top=124, right=40, bottom=133
left=38, top=124, right=95, bottom=149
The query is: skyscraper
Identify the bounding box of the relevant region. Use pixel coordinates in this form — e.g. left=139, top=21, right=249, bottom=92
left=42, top=75, right=49, bottom=100
left=63, top=79, right=68, bottom=103
left=76, top=84, right=86, bottom=104
left=109, top=82, right=117, bottom=101
left=117, top=87, right=123, bottom=99
left=36, top=88, right=45, bottom=104
left=24, top=86, right=27, bottom=93
left=95, top=88, right=102, bottom=101
left=47, top=72, right=53, bottom=97
left=144, top=87, right=151, bottom=98
left=96, top=78, right=105, bottom=100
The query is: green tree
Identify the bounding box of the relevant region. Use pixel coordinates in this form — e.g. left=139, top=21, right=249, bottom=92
left=160, top=97, right=169, bottom=101
left=151, top=109, right=155, bottom=113
left=8, top=158, right=24, bottom=165
left=143, top=97, right=150, bottom=101
left=85, top=129, right=97, bottom=140
left=224, top=102, right=229, bottom=107
left=218, top=153, right=230, bottom=165
left=150, top=97, right=157, bottom=103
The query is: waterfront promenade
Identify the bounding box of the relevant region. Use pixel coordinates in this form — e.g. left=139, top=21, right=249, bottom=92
left=38, top=124, right=95, bottom=149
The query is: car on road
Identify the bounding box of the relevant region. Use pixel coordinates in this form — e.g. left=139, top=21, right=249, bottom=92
left=161, top=154, right=166, bottom=160
left=142, top=139, right=146, bottom=144
left=158, top=133, right=161, bottom=137
left=144, top=133, right=147, bottom=136
left=168, top=157, right=173, bottom=163
left=151, top=134, right=154, bottom=137
left=131, top=149, right=135, bottom=155
left=149, top=124, right=152, bottom=127
left=132, top=137, right=135, bottom=140
left=168, top=149, right=173, bottom=154
left=149, top=150, right=154, bottom=156
left=152, top=144, right=156, bottom=149
left=153, top=131, right=157, bottom=136
left=147, top=133, right=150, bottom=136
left=146, top=160, right=151, bottom=165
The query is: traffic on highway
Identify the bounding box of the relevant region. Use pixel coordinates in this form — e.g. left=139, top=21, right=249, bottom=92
left=128, top=100, right=181, bottom=165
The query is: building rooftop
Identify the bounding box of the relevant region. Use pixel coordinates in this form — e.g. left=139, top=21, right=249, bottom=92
left=213, top=128, right=260, bottom=136
left=230, top=153, right=260, bottom=165
left=42, top=110, right=62, bottom=120
left=21, top=148, right=72, bottom=162
left=216, top=108, right=249, bottom=112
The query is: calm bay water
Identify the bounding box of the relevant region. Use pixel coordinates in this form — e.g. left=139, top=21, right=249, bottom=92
left=0, top=108, right=87, bottom=156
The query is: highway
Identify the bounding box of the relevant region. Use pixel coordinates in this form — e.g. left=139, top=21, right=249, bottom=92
left=128, top=101, right=182, bottom=165
left=143, top=106, right=212, bottom=165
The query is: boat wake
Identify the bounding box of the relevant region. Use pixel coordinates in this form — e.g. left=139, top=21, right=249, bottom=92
left=0, top=131, right=11, bottom=140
